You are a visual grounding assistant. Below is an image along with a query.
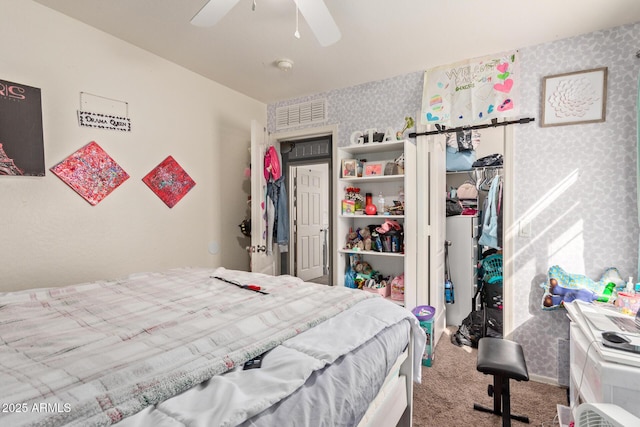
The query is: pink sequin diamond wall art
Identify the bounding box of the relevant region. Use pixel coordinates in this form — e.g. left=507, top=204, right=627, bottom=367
left=142, top=156, right=196, bottom=208
left=50, top=141, right=129, bottom=206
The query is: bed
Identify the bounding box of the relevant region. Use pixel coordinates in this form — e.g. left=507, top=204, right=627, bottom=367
left=0, top=267, right=425, bottom=427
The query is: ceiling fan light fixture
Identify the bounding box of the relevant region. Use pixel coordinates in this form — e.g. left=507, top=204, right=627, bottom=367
left=295, top=0, right=341, bottom=46
left=191, top=0, right=340, bottom=47
left=276, top=59, right=294, bottom=71
left=190, top=0, right=241, bottom=27
left=294, top=4, right=301, bottom=39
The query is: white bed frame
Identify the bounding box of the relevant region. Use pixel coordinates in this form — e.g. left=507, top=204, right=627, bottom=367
left=357, top=333, right=415, bottom=427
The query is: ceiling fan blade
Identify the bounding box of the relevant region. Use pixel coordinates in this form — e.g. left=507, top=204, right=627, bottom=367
left=295, top=0, right=341, bottom=47
left=191, top=0, right=241, bottom=27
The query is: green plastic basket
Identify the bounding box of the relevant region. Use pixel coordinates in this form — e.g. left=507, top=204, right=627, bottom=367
left=481, top=254, right=502, bottom=284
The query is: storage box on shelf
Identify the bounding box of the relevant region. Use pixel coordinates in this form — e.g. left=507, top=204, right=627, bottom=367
left=335, top=140, right=416, bottom=308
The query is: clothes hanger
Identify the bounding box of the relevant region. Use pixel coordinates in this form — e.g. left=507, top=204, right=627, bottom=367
left=481, top=168, right=499, bottom=191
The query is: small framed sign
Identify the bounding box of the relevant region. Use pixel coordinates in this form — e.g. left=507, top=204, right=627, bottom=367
left=78, top=111, right=131, bottom=132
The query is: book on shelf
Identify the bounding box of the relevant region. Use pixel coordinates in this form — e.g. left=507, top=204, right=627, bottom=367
left=342, top=199, right=356, bottom=215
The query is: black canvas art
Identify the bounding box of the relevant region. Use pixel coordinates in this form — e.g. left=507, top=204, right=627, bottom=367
left=0, top=79, right=45, bottom=176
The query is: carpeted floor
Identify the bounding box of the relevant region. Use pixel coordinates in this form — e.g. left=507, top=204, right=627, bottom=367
left=413, top=328, right=568, bottom=427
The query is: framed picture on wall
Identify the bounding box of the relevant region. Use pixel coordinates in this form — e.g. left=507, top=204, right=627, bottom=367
left=541, top=67, right=607, bottom=127
left=0, top=79, right=45, bottom=176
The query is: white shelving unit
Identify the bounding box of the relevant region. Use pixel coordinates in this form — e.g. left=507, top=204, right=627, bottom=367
left=445, top=215, right=478, bottom=326
left=334, top=140, right=417, bottom=309
left=444, top=170, right=480, bottom=326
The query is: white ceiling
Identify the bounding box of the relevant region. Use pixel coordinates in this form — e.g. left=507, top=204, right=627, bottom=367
left=34, top=0, right=640, bottom=104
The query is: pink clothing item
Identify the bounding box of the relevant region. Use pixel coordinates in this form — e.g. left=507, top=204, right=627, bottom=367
left=375, top=219, right=401, bottom=234
left=263, top=146, right=281, bottom=181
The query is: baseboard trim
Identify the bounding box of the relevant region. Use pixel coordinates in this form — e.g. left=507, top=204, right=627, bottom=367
left=529, top=373, right=563, bottom=387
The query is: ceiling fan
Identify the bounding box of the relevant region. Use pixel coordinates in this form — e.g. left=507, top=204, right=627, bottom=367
left=190, top=0, right=341, bottom=47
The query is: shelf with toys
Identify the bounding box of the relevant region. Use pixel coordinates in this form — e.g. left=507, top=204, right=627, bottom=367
left=345, top=252, right=407, bottom=306
left=335, top=139, right=417, bottom=309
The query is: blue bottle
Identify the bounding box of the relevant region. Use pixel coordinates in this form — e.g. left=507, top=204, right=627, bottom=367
left=445, top=279, right=454, bottom=304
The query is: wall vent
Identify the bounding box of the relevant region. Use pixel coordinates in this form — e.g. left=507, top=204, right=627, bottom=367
left=276, top=99, right=326, bottom=130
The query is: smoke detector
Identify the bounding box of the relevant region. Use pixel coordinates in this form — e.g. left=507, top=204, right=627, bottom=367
left=276, top=59, right=294, bottom=71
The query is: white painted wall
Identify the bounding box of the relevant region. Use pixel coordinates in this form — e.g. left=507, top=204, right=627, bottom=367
left=0, top=1, right=265, bottom=290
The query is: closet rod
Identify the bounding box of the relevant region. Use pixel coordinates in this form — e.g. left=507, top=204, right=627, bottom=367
left=408, top=117, right=535, bottom=138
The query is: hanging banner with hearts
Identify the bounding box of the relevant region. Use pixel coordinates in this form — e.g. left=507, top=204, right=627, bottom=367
left=421, top=50, right=519, bottom=127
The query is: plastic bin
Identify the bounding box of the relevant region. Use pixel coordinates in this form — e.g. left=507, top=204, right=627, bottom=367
left=412, top=305, right=435, bottom=367
left=480, top=254, right=502, bottom=283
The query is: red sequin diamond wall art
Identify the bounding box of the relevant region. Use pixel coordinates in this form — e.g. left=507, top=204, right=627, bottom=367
left=50, top=141, right=129, bottom=205
left=142, top=156, right=196, bottom=208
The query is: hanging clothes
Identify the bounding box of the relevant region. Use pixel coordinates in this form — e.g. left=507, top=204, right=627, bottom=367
left=265, top=187, right=275, bottom=255
left=264, top=145, right=281, bottom=181
left=264, top=146, right=288, bottom=255
left=497, top=177, right=503, bottom=248
left=479, top=175, right=502, bottom=250
left=267, top=176, right=289, bottom=253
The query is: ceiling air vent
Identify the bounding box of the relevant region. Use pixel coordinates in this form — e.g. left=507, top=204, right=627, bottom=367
left=276, top=99, right=326, bottom=130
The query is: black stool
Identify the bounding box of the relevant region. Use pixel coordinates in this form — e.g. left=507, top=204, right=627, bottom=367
left=474, top=337, right=530, bottom=427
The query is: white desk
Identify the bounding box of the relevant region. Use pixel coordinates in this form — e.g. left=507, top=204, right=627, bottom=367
left=565, top=301, right=640, bottom=418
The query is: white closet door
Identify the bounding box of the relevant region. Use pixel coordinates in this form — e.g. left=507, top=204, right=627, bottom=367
left=416, top=127, right=446, bottom=348
left=250, top=120, right=276, bottom=275
left=403, top=139, right=418, bottom=309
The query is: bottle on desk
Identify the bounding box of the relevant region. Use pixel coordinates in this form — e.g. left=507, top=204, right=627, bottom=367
left=627, top=277, right=636, bottom=294
left=597, top=282, right=616, bottom=302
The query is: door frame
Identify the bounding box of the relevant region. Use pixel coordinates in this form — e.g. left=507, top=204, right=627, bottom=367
left=250, top=120, right=276, bottom=275
left=269, top=124, right=338, bottom=284
left=422, top=121, right=514, bottom=343
left=502, top=126, right=515, bottom=339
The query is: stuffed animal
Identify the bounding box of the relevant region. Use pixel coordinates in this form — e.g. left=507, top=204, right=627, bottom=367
left=353, top=260, right=379, bottom=289
left=346, top=227, right=375, bottom=251
left=540, top=265, right=624, bottom=310
left=390, top=274, right=405, bottom=301
left=543, top=286, right=598, bottom=307
left=358, top=227, right=372, bottom=251
left=345, top=229, right=359, bottom=249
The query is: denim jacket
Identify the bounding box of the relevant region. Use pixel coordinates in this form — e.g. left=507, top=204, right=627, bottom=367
left=267, top=176, right=289, bottom=247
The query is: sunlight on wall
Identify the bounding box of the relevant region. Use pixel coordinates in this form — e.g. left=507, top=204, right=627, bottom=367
left=514, top=169, right=581, bottom=256
left=514, top=201, right=579, bottom=258
left=513, top=256, right=537, bottom=329
left=513, top=169, right=584, bottom=332
left=548, top=219, right=584, bottom=271
left=511, top=217, right=587, bottom=330
left=518, top=169, right=580, bottom=225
